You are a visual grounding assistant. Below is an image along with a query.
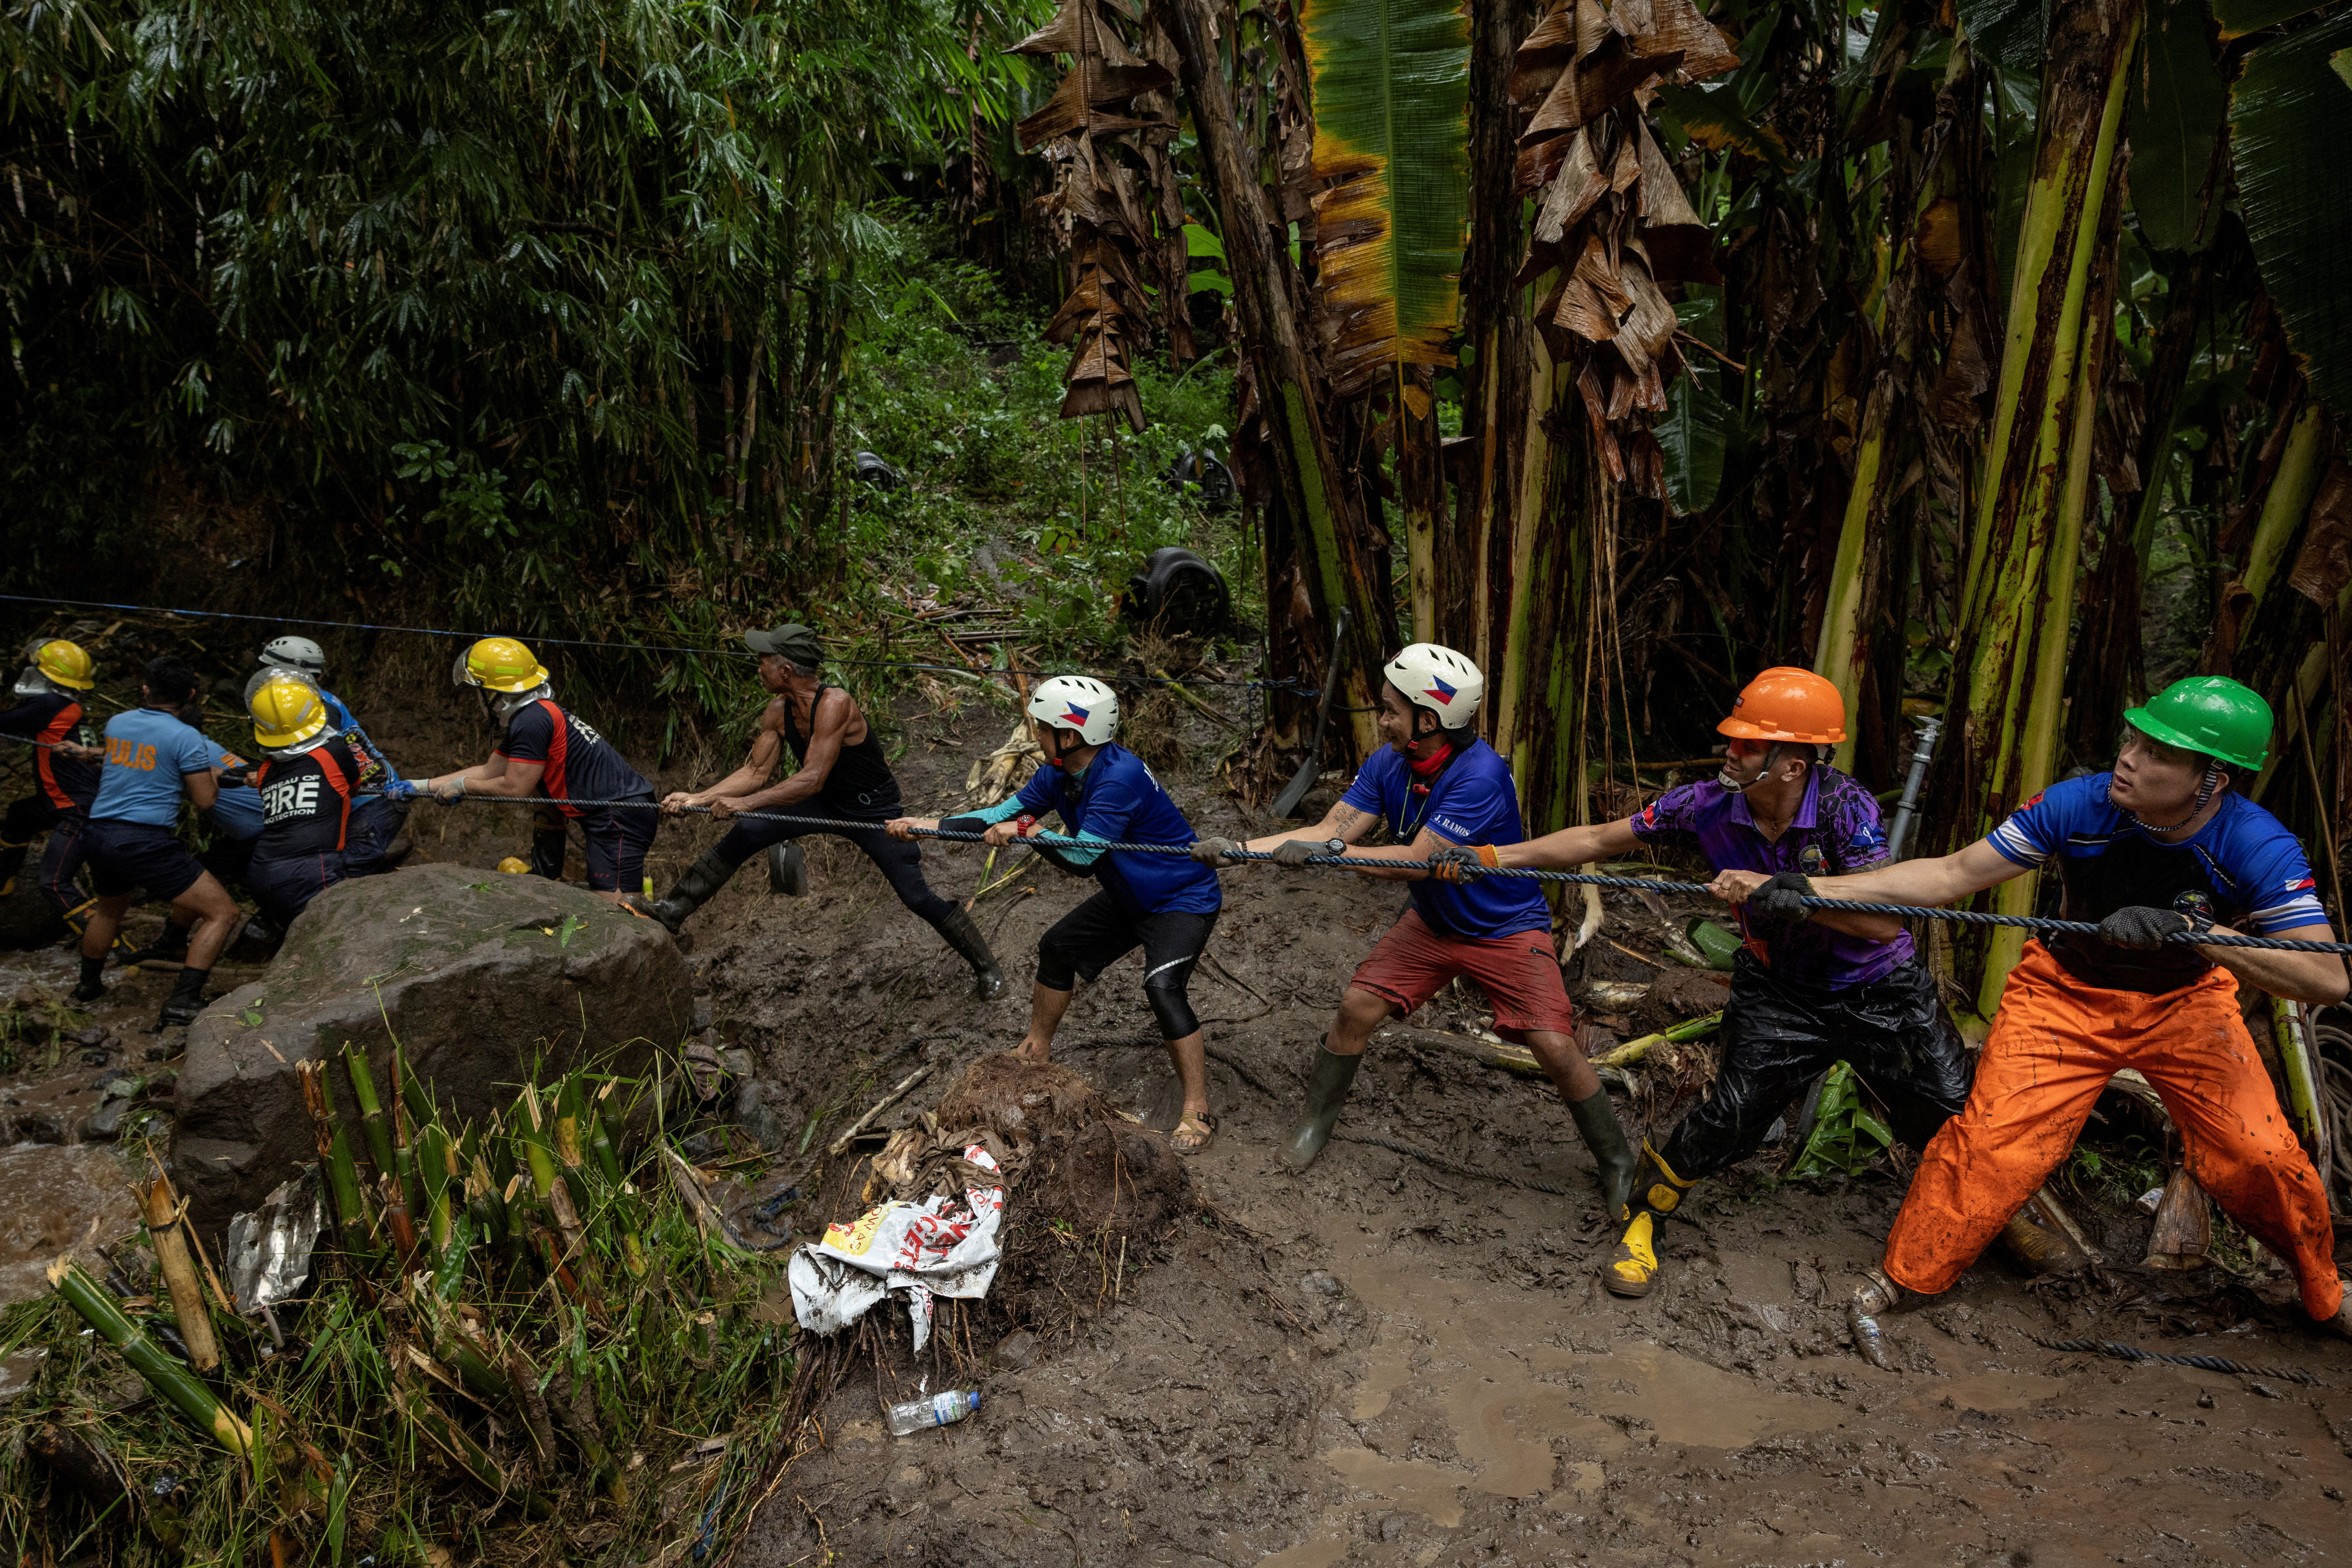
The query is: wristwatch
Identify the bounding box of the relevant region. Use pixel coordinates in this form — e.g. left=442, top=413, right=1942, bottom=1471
left=1315, top=838, right=1347, bottom=856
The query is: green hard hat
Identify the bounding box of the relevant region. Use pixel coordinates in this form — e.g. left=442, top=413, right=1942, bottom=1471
left=2123, top=676, right=2271, bottom=772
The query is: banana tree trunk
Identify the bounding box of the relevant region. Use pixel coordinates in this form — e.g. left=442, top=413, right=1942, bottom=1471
left=1165, top=0, right=1386, bottom=759
left=1487, top=331, right=1597, bottom=838
left=1934, top=0, right=2143, bottom=1013
left=1440, top=0, right=1535, bottom=670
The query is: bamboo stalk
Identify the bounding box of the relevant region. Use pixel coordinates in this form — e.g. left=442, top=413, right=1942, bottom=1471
left=299, top=1060, right=372, bottom=1263
left=394, top=1375, right=518, bottom=1501
left=47, top=1258, right=251, bottom=1454
left=342, top=1039, right=397, bottom=1184
left=826, top=1063, right=935, bottom=1157
left=387, top=1093, right=421, bottom=1272
left=1371, top=1022, right=1544, bottom=1076
left=1587, top=1012, right=1725, bottom=1071
left=138, top=1174, right=220, bottom=1372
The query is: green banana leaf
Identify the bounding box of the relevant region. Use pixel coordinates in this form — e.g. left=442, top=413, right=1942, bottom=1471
left=2231, top=12, right=2352, bottom=413
left=2132, top=0, right=2227, bottom=253
left=1955, top=0, right=2045, bottom=76
left=2212, top=0, right=2336, bottom=40
left=1298, top=0, right=1472, bottom=397
left=1657, top=372, right=1733, bottom=515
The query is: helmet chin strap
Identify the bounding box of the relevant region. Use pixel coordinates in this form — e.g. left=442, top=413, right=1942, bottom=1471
left=2129, top=765, right=2221, bottom=835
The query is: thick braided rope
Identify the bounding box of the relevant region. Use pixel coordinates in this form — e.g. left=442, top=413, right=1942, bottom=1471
left=2033, top=1336, right=2326, bottom=1387
left=422, top=795, right=2352, bottom=957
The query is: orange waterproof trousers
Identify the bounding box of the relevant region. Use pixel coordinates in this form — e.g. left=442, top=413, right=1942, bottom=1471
left=1884, top=941, right=2342, bottom=1320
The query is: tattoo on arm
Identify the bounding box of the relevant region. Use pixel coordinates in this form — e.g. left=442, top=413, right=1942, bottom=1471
left=1329, top=803, right=1374, bottom=842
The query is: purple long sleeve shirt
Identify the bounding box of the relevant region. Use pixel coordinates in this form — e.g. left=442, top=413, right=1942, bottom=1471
left=1628, top=765, right=1909, bottom=990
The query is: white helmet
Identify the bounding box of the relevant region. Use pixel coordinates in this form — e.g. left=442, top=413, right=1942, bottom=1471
left=1384, top=643, right=1485, bottom=728
left=1027, top=675, right=1119, bottom=746
left=260, top=635, right=327, bottom=675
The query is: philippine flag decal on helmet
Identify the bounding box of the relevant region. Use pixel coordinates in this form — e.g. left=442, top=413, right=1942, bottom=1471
left=1425, top=675, right=1457, bottom=705
left=1061, top=702, right=1091, bottom=727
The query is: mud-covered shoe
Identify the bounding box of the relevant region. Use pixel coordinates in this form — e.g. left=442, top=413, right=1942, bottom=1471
left=629, top=849, right=737, bottom=936
left=1846, top=1267, right=1907, bottom=1368
left=2326, top=1280, right=2352, bottom=1340
left=1605, top=1210, right=1665, bottom=1298
left=156, top=965, right=212, bottom=1029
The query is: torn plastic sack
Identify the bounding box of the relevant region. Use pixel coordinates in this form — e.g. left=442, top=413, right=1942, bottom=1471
left=788, top=1144, right=1005, bottom=1352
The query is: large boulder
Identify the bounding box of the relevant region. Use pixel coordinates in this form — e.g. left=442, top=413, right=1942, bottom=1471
left=174, top=862, right=691, bottom=1232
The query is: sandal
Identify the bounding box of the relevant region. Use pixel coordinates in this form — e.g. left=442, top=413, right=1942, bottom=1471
left=1171, top=1110, right=1218, bottom=1155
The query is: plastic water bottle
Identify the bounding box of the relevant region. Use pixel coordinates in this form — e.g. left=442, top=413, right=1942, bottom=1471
left=887, top=1389, right=980, bottom=1436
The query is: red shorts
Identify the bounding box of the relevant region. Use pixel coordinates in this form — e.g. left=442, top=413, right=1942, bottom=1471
left=1349, top=908, right=1575, bottom=1038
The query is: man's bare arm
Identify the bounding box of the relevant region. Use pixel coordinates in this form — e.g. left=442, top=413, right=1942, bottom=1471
left=1242, top=799, right=1377, bottom=855
left=735, top=690, right=849, bottom=812
left=673, top=706, right=786, bottom=810
left=1495, top=817, right=1644, bottom=871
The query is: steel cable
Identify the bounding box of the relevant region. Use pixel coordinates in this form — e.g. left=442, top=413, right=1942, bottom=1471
left=2032, top=1336, right=2326, bottom=1387
left=401, top=795, right=2352, bottom=957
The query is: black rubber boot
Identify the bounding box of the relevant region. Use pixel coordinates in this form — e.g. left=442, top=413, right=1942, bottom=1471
left=125, top=920, right=193, bottom=969
left=72, top=955, right=106, bottom=1004
left=530, top=823, right=570, bottom=880
left=929, top=906, right=1006, bottom=999
left=626, top=849, right=737, bottom=936
left=0, top=836, right=27, bottom=892
left=766, top=841, right=808, bottom=897
left=1567, top=1087, right=1639, bottom=1223
left=1282, top=1047, right=1363, bottom=1172
left=158, top=964, right=211, bottom=1029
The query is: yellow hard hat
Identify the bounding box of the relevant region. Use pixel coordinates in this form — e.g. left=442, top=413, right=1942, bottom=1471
left=246, top=670, right=329, bottom=749
left=455, top=636, right=549, bottom=694
left=497, top=856, right=532, bottom=874
left=33, top=639, right=94, bottom=690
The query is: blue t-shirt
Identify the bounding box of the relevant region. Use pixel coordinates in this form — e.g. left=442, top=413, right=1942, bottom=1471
left=1340, top=740, right=1551, bottom=940
left=91, top=708, right=217, bottom=828
left=1009, top=744, right=1221, bottom=916
left=321, top=689, right=399, bottom=783
left=1988, top=773, right=2327, bottom=992
left=203, top=738, right=266, bottom=841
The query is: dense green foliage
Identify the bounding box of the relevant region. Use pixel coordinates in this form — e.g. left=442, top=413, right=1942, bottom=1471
left=2, top=0, right=1046, bottom=623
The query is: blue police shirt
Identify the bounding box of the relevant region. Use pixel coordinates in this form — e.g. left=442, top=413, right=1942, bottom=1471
left=91, top=708, right=218, bottom=828
left=321, top=690, right=399, bottom=782
left=1008, top=744, right=1221, bottom=916
left=1340, top=740, right=1552, bottom=940
left=203, top=738, right=266, bottom=841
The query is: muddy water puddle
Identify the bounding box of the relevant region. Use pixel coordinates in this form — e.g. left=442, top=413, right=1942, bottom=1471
left=0, top=1140, right=143, bottom=1303
left=1301, top=1215, right=1857, bottom=1542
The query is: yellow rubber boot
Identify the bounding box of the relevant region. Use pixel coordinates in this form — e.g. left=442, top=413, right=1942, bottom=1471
left=1602, top=1144, right=1696, bottom=1298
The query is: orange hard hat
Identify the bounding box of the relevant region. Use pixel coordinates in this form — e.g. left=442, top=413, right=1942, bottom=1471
left=1719, top=667, right=1847, bottom=744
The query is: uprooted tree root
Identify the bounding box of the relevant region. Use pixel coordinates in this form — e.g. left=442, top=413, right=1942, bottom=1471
left=771, top=1054, right=1202, bottom=1432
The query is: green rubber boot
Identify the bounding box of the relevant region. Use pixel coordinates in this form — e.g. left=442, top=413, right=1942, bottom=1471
left=1282, top=1047, right=1362, bottom=1172
left=1567, top=1087, right=1637, bottom=1222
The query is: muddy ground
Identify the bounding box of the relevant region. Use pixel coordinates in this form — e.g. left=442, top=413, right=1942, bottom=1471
left=7, top=686, right=2352, bottom=1566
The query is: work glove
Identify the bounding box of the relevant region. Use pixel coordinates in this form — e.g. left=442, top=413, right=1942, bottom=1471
left=381, top=779, right=421, bottom=802
left=1190, top=837, right=1247, bottom=869
left=1749, top=872, right=1816, bottom=923
left=2097, top=906, right=2193, bottom=949
left=1270, top=838, right=1329, bottom=868
left=433, top=779, right=468, bottom=804
left=1428, top=844, right=1499, bottom=883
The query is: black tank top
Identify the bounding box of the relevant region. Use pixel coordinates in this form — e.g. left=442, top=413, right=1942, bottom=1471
left=782, top=685, right=900, bottom=814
